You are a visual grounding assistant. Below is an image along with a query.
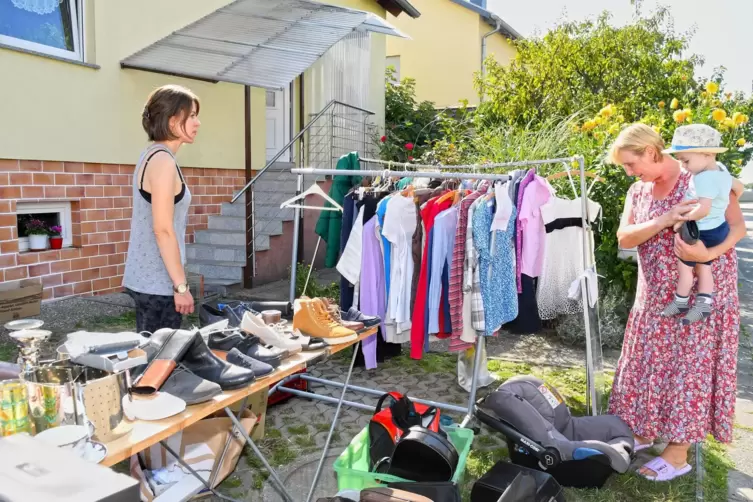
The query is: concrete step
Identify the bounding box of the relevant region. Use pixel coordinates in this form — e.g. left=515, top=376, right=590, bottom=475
left=186, top=261, right=243, bottom=281
left=265, top=161, right=295, bottom=172
left=195, top=229, right=271, bottom=251
left=254, top=218, right=283, bottom=236
left=254, top=179, right=298, bottom=192
left=254, top=204, right=295, bottom=220
left=220, top=202, right=246, bottom=218
left=208, top=215, right=245, bottom=232
left=185, top=243, right=246, bottom=264
left=202, top=278, right=242, bottom=295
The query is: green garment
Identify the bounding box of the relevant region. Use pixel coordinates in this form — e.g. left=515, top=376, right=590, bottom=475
left=396, top=177, right=413, bottom=190
left=315, top=152, right=362, bottom=268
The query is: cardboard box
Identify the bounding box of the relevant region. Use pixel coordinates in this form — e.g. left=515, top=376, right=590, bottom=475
left=229, top=384, right=268, bottom=440
left=0, top=279, right=42, bottom=323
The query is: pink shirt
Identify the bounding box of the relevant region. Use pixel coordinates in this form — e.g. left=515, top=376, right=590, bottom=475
left=518, top=175, right=553, bottom=278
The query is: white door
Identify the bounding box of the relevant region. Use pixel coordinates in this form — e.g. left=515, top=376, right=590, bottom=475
left=265, top=88, right=290, bottom=162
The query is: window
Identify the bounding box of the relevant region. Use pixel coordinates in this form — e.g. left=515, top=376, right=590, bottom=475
left=386, top=56, right=400, bottom=82
left=16, top=201, right=73, bottom=252
left=0, top=0, right=83, bottom=61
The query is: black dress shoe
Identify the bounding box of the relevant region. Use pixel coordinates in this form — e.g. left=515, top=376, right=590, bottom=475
left=180, top=333, right=256, bottom=390
left=199, top=304, right=235, bottom=328
left=342, top=307, right=380, bottom=328
left=226, top=348, right=274, bottom=378
left=208, top=331, right=285, bottom=368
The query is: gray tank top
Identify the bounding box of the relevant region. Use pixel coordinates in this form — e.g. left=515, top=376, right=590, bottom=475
left=122, top=144, right=191, bottom=296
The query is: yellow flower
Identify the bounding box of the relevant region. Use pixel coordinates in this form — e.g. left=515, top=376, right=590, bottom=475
left=652, top=125, right=661, bottom=134
left=737, top=138, right=747, bottom=147
left=701, top=91, right=708, bottom=99
left=736, top=159, right=743, bottom=166
left=570, top=159, right=579, bottom=168
left=581, top=120, right=597, bottom=132
left=658, top=101, right=666, bottom=109
left=733, top=112, right=750, bottom=126
left=705, top=81, right=719, bottom=95
left=711, top=108, right=727, bottom=122
left=670, top=98, right=679, bottom=110
left=599, top=104, right=616, bottom=118
left=608, top=124, right=620, bottom=135
left=616, top=115, right=625, bottom=123
left=721, top=118, right=735, bottom=129
left=673, top=109, right=690, bottom=123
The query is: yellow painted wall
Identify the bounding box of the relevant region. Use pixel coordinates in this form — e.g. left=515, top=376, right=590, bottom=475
left=0, top=0, right=389, bottom=170
left=386, top=0, right=517, bottom=108
left=482, top=18, right=517, bottom=70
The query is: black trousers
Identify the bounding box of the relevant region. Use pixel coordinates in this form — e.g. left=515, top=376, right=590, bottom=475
left=126, top=288, right=183, bottom=335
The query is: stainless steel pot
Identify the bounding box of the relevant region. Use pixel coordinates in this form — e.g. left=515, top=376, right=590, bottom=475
left=21, top=362, right=132, bottom=443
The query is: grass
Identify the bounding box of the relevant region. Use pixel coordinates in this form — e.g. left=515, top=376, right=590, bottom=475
left=287, top=424, right=308, bottom=435
left=0, top=341, right=17, bottom=363
left=293, top=435, right=317, bottom=448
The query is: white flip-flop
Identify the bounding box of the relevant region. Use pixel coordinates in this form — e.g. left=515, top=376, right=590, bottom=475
left=640, top=457, right=692, bottom=481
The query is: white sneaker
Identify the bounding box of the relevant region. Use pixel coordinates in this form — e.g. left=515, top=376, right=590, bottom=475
left=241, top=312, right=302, bottom=354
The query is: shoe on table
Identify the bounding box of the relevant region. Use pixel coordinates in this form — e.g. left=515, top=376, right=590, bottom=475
left=241, top=312, right=303, bottom=354
left=181, top=333, right=256, bottom=390
left=341, top=307, right=380, bottom=328
left=226, top=348, right=274, bottom=378
left=293, top=299, right=358, bottom=345
left=162, top=365, right=223, bottom=405
left=208, top=331, right=286, bottom=368
left=320, top=298, right=364, bottom=331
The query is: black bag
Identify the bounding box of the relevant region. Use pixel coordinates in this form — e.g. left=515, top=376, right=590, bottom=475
left=470, top=461, right=565, bottom=502
left=368, top=392, right=440, bottom=469
left=387, top=481, right=461, bottom=502
left=375, top=426, right=459, bottom=483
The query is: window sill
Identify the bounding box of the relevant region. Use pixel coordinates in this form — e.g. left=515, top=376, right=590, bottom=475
left=18, top=246, right=75, bottom=255
left=0, top=42, right=100, bottom=70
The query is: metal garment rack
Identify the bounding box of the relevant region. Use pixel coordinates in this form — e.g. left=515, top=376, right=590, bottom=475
left=272, top=155, right=603, bottom=501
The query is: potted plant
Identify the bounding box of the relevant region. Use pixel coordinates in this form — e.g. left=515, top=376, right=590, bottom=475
left=24, top=219, right=49, bottom=251
left=49, top=225, right=63, bottom=250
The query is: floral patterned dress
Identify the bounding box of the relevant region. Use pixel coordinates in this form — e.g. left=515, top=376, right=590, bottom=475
left=608, top=171, right=739, bottom=444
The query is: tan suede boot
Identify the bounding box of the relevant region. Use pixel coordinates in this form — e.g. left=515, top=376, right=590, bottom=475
left=293, top=299, right=358, bottom=344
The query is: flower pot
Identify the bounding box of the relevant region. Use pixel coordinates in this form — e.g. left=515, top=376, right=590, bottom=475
left=49, top=236, right=63, bottom=250
left=28, top=234, right=48, bottom=251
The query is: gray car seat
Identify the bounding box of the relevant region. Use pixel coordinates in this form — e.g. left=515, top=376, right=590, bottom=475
left=475, top=376, right=634, bottom=488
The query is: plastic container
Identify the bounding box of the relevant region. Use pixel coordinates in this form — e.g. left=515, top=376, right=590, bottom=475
left=333, top=426, right=474, bottom=492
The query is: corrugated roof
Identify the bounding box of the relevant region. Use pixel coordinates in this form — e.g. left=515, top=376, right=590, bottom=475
left=120, top=0, right=407, bottom=90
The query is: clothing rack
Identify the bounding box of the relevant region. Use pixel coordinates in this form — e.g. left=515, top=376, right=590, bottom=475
left=279, top=155, right=603, bottom=502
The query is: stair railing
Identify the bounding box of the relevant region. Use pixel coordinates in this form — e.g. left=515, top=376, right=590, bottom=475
left=230, top=99, right=376, bottom=289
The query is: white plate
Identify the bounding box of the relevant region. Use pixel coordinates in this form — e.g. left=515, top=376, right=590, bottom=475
left=4, top=319, right=44, bottom=331
left=10, top=329, right=52, bottom=341
left=82, top=441, right=107, bottom=464
left=123, top=392, right=186, bottom=421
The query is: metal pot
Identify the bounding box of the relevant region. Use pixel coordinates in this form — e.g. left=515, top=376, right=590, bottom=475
left=21, top=362, right=132, bottom=443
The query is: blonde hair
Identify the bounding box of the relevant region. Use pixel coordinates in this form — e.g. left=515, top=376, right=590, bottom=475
left=607, top=123, right=665, bottom=165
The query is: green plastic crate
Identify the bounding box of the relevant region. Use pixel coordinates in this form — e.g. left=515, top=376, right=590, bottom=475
left=333, top=426, right=475, bottom=491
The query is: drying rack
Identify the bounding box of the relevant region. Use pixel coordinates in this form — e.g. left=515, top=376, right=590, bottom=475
left=270, top=155, right=604, bottom=502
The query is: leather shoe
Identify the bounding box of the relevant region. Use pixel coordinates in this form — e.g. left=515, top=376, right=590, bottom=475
left=199, top=304, right=236, bottom=328
left=181, top=333, right=256, bottom=390
left=342, top=307, right=380, bottom=328
left=208, top=331, right=285, bottom=368
left=132, top=329, right=195, bottom=395
left=226, top=348, right=274, bottom=378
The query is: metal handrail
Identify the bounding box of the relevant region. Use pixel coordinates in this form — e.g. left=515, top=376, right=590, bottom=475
left=230, top=99, right=375, bottom=203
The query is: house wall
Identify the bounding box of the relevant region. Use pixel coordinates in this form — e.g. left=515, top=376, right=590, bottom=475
left=481, top=18, right=517, bottom=70
left=0, top=0, right=390, bottom=301
left=385, top=0, right=517, bottom=108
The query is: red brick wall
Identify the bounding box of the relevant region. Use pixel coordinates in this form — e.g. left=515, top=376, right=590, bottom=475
left=0, top=159, right=245, bottom=301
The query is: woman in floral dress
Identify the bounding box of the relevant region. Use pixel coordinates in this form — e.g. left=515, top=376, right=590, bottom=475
left=607, top=124, right=745, bottom=481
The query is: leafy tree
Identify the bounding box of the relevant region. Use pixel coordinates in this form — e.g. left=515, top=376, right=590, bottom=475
left=476, top=9, right=699, bottom=128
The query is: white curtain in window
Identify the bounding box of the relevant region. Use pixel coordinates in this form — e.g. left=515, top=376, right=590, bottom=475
left=11, top=0, right=64, bottom=15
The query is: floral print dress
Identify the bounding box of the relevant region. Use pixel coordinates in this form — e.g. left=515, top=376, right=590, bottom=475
left=608, top=171, right=739, bottom=444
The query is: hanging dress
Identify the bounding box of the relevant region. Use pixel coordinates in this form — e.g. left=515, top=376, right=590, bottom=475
left=536, top=197, right=601, bottom=320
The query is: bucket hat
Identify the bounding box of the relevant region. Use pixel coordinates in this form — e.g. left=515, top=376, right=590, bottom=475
left=663, top=124, right=728, bottom=154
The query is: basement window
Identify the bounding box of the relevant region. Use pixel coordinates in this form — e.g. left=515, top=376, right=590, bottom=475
left=0, top=0, right=84, bottom=61
left=17, top=201, right=73, bottom=252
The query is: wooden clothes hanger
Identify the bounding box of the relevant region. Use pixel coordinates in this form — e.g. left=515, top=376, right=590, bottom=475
left=546, top=170, right=605, bottom=182
left=280, top=183, right=343, bottom=212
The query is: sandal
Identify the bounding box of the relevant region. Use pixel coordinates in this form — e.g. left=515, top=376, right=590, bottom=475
left=640, top=457, right=692, bottom=481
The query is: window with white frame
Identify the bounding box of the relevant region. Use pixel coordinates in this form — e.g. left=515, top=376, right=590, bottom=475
left=16, top=201, right=73, bottom=252
left=0, top=0, right=84, bottom=61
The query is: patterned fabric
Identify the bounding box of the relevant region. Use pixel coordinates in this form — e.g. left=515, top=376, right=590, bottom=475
left=472, top=198, right=519, bottom=336
left=449, top=185, right=488, bottom=351
left=515, top=170, right=536, bottom=292
left=125, top=288, right=182, bottom=334
left=608, top=171, right=739, bottom=444
left=467, top=196, right=486, bottom=332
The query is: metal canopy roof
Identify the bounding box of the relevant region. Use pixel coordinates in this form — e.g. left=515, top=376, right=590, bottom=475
left=120, top=0, right=407, bottom=90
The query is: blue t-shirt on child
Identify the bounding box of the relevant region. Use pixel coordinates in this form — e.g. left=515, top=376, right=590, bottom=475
left=684, top=163, right=733, bottom=231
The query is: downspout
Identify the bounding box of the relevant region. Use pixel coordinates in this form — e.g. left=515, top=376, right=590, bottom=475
left=480, top=19, right=502, bottom=103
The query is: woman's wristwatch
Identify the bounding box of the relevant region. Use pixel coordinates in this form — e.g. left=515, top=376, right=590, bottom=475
left=173, top=283, right=189, bottom=294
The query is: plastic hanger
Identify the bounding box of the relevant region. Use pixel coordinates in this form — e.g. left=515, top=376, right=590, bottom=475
left=546, top=167, right=603, bottom=198
left=280, top=183, right=343, bottom=212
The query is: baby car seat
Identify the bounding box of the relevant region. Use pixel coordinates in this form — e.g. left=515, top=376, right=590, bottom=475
left=474, top=376, right=634, bottom=488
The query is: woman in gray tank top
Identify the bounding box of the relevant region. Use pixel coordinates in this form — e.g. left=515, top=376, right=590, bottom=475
left=122, top=85, right=201, bottom=334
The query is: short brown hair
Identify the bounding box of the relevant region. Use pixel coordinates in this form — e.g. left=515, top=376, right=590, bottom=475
left=607, top=123, right=665, bottom=165
left=142, top=85, right=200, bottom=141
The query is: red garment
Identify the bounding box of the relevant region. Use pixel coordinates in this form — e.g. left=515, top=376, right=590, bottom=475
left=410, top=194, right=452, bottom=359
left=608, top=171, right=739, bottom=443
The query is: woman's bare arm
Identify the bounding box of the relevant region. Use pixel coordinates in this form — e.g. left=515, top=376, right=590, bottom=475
left=148, top=152, right=186, bottom=289
left=617, top=191, right=682, bottom=249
